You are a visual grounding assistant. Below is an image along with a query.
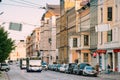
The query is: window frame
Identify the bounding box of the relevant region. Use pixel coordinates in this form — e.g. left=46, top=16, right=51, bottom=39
left=84, top=35, right=89, bottom=46
left=107, top=7, right=112, bottom=21
left=84, top=53, right=89, bottom=62
left=107, top=30, right=112, bottom=42
left=73, top=38, right=78, bottom=47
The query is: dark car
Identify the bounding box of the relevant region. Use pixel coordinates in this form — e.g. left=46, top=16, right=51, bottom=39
left=83, top=66, right=98, bottom=77
left=76, top=63, right=90, bottom=75
left=65, top=63, right=77, bottom=74
left=55, top=64, right=61, bottom=71
left=8, top=60, right=13, bottom=65
left=73, top=65, right=78, bottom=74
left=42, top=62, right=48, bottom=70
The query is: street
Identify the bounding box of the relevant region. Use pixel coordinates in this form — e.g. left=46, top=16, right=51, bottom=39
left=5, top=64, right=117, bottom=80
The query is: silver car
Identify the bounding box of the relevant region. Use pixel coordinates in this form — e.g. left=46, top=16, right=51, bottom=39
left=0, top=63, right=10, bottom=72
left=83, top=66, right=98, bottom=77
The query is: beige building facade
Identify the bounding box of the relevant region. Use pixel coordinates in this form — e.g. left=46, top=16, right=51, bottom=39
left=97, top=0, right=120, bottom=72
left=40, top=4, right=60, bottom=64
left=10, top=40, right=26, bottom=60
left=26, top=27, right=41, bottom=57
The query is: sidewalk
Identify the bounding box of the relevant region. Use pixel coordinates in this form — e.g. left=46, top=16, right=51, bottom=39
left=0, top=71, right=9, bottom=80
left=98, top=71, right=120, bottom=80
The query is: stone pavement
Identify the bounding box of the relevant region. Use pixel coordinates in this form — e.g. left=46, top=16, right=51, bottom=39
left=0, top=71, right=120, bottom=80
left=98, top=72, right=120, bottom=80
left=0, top=72, right=9, bottom=80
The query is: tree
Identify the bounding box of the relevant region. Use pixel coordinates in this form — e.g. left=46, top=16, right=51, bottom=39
left=0, top=27, right=15, bottom=62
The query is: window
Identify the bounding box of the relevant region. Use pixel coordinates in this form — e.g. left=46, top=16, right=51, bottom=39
left=101, top=8, right=103, bottom=23
left=73, top=38, right=77, bottom=47
left=107, top=7, right=112, bottom=21
left=84, top=35, right=89, bottom=46
left=107, top=30, right=112, bottom=42
left=84, top=53, right=88, bottom=62
left=100, top=32, right=103, bottom=44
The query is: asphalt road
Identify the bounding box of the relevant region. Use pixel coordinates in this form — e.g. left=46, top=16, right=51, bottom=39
left=6, top=64, right=116, bottom=80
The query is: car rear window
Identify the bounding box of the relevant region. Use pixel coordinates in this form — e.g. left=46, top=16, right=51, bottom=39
left=1, top=63, right=8, bottom=66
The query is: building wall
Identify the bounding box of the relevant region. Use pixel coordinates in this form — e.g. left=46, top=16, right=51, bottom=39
left=56, top=17, right=60, bottom=63
left=97, top=0, right=120, bottom=72
left=10, top=40, right=26, bottom=60
left=89, top=0, right=98, bottom=66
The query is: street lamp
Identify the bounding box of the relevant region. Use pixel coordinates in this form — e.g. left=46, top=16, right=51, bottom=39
left=0, top=11, right=4, bottom=15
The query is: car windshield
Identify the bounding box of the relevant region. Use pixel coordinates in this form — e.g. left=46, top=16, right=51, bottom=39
left=79, top=64, right=90, bottom=69
left=86, top=66, right=94, bottom=70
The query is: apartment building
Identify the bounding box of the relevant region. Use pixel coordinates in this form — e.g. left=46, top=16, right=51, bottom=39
left=76, top=1, right=91, bottom=64
left=26, top=27, right=40, bottom=57
left=40, top=4, right=60, bottom=64
left=59, top=0, right=75, bottom=64
left=10, top=40, right=26, bottom=60
left=97, top=0, right=120, bottom=72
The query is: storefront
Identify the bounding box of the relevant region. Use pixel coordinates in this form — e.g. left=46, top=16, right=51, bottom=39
left=113, top=49, right=120, bottom=72
left=96, top=50, right=106, bottom=70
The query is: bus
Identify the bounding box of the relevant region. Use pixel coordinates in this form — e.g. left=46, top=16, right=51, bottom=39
left=26, top=57, right=42, bottom=72
left=20, top=58, right=26, bottom=69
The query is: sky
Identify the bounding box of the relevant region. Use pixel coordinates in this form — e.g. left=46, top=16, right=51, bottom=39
left=0, top=0, right=59, bottom=41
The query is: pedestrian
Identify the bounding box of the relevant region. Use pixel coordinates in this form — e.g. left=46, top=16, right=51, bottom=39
left=107, top=64, right=111, bottom=74
left=95, top=63, right=99, bottom=74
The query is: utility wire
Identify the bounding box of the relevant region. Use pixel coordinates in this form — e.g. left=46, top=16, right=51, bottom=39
left=20, top=0, right=42, bottom=7
left=0, top=21, right=40, bottom=27
left=10, top=0, right=41, bottom=8
left=1, top=3, right=40, bottom=9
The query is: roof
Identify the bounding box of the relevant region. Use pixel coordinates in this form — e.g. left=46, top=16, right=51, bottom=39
left=41, top=4, right=60, bottom=20
left=47, top=4, right=60, bottom=15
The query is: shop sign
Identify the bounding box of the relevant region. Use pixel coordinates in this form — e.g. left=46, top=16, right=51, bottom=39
left=113, top=49, right=120, bottom=53
left=96, top=50, right=106, bottom=53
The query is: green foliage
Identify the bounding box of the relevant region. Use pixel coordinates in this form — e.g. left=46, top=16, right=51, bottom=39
left=0, top=27, right=15, bottom=62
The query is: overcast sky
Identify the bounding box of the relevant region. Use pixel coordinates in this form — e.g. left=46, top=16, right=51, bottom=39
left=0, top=0, right=59, bottom=41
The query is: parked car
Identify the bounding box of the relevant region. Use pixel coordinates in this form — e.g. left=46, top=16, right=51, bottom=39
left=55, top=64, right=61, bottom=71
left=59, top=64, right=68, bottom=72
left=76, top=63, right=90, bottom=75
left=83, top=66, right=98, bottom=77
left=65, top=63, right=77, bottom=74
left=73, top=65, right=79, bottom=74
left=48, top=64, right=53, bottom=70
left=52, top=64, right=57, bottom=71
left=8, top=60, right=13, bottom=65
left=0, top=63, right=10, bottom=72
left=42, top=62, right=48, bottom=70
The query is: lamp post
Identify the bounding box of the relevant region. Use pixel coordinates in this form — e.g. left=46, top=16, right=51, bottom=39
left=0, top=11, right=4, bottom=15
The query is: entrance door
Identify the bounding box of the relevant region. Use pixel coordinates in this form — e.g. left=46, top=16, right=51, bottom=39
left=108, top=53, right=113, bottom=69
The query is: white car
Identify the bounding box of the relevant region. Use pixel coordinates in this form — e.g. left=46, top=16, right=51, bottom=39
left=59, top=64, right=68, bottom=72
left=0, top=63, right=10, bottom=72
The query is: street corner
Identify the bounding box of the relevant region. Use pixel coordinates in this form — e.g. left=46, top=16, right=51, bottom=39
left=0, top=71, right=9, bottom=80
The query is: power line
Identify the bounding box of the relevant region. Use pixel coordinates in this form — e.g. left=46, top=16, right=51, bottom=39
left=0, top=21, right=40, bottom=27
left=1, top=3, right=40, bottom=9
left=9, top=0, right=41, bottom=8
left=20, top=0, right=42, bottom=7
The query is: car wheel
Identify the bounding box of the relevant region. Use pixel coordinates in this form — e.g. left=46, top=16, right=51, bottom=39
left=83, top=72, right=85, bottom=76
left=5, top=69, right=9, bottom=72
left=94, top=74, right=97, bottom=77
left=76, top=71, right=79, bottom=75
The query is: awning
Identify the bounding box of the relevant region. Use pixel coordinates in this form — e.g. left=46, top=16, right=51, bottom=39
left=113, top=49, right=120, bottom=53
left=96, top=50, right=106, bottom=53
